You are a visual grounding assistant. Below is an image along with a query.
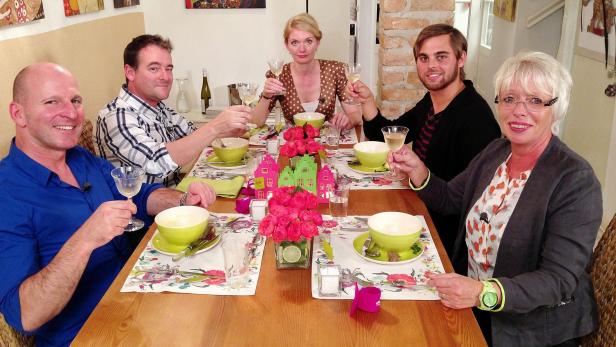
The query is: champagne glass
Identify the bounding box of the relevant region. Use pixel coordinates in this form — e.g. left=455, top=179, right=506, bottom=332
left=237, top=82, right=259, bottom=108
left=345, top=63, right=362, bottom=105
left=267, top=58, right=285, bottom=96
left=111, top=166, right=145, bottom=232
left=381, top=126, right=409, bottom=181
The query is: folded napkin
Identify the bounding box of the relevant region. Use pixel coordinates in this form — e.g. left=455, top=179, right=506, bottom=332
left=176, top=176, right=245, bottom=199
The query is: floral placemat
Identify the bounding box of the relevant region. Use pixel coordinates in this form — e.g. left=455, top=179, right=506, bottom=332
left=323, top=149, right=409, bottom=190
left=187, top=147, right=266, bottom=180
left=311, top=215, right=445, bottom=300
left=120, top=214, right=265, bottom=295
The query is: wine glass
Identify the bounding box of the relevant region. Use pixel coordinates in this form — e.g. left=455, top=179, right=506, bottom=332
left=267, top=58, right=285, bottom=96
left=237, top=82, right=259, bottom=108
left=345, top=63, right=362, bottom=105
left=381, top=126, right=409, bottom=181
left=111, top=166, right=145, bottom=232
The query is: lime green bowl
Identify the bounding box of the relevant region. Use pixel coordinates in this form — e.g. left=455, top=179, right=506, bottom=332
left=353, top=141, right=389, bottom=168
left=368, top=212, right=422, bottom=251
left=293, top=112, right=326, bottom=129
left=155, top=206, right=209, bottom=247
left=212, top=137, right=249, bottom=163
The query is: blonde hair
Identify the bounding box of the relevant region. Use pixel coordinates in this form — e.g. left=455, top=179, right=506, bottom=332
left=283, top=13, right=322, bottom=43
left=493, top=51, right=572, bottom=134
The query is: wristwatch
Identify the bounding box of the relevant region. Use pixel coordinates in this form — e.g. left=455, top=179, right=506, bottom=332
left=478, top=280, right=499, bottom=311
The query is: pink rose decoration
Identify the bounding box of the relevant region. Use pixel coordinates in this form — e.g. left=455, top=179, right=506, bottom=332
left=304, top=124, right=319, bottom=139
left=387, top=274, right=417, bottom=288
left=203, top=270, right=226, bottom=285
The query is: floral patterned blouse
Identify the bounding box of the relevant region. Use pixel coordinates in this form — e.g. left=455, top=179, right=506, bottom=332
left=266, top=59, right=351, bottom=123
left=465, top=155, right=531, bottom=280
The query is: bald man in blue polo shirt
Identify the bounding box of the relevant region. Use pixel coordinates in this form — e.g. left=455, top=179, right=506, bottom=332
left=0, top=63, right=216, bottom=347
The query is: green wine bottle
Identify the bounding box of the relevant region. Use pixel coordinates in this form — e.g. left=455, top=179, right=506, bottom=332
left=201, top=68, right=211, bottom=114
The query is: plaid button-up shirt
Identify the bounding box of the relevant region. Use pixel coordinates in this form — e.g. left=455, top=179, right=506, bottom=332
left=96, top=86, right=196, bottom=187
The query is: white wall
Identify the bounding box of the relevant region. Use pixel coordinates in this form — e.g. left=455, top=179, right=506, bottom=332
left=141, top=0, right=350, bottom=110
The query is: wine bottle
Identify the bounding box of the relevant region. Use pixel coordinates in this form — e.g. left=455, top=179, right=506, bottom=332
left=200, top=68, right=211, bottom=114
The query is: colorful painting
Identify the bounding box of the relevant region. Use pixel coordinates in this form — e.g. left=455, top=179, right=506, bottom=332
left=493, top=0, right=517, bottom=22
left=0, top=0, right=45, bottom=28
left=114, top=0, right=139, bottom=8
left=63, top=0, right=104, bottom=17
left=185, top=0, right=266, bottom=9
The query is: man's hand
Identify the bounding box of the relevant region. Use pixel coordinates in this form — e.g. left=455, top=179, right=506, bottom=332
left=346, top=80, right=373, bottom=104
left=391, top=145, right=429, bottom=186
left=208, top=105, right=253, bottom=138
left=76, top=200, right=135, bottom=250
left=185, top=182, right=216, bottom=208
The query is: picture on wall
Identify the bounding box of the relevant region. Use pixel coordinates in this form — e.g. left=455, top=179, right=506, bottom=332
left=493, top=0, right=517, bottom=22
left=64, top=0, right=104, bottom=17
left=0, top=0, right=45, bottom=28
left=185, top=0, right=266, bottom=9
left=114, top=0, right=139, bottom=8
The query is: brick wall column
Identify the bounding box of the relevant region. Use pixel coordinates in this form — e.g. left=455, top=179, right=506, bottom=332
left=378, top=0, right=455, bottom=117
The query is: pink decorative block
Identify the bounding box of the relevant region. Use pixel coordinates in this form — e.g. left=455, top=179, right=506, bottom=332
left=254, top=154, right=280, bottom=200
left=317, top=165, right=335, bottom=204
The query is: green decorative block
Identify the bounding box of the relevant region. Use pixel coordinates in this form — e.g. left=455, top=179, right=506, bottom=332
left=293, top=155, right=317, bottom=194
left=278, top=166, right=296, bottom=187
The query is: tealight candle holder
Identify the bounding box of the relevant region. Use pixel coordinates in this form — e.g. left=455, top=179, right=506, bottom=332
left=318, top=263, right=341, bottom=297
left=249, top=199, right=267, bottom=223
left=266, top=138, right=279, bottom=157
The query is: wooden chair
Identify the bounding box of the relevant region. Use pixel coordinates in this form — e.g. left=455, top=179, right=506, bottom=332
left=78, top=119, right=97, bottom=155
left=582, top=213, right=616, bottom=346
left=0, top=313, right=34, bottom=347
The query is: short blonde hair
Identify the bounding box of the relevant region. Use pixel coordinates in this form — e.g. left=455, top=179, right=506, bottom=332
left=283, top=13, right=322, bottom=43
left=493, top=51, right=572, bottom=134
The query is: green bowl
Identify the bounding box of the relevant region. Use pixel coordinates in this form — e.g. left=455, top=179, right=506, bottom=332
left=212, top=137, right=249, bottom=163
left=155, top=206, right=210, bottom=247
left=293, top=112, right=325, bottom=129
left=368, top=212, right=422, bottom=251
left=353, top=141, right=389, bottom=168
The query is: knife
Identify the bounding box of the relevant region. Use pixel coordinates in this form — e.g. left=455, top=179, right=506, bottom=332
left=172, top=224, right=217, bottom=262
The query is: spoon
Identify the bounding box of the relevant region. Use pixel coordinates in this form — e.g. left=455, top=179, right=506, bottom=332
left=217, top=138, right=227, bottom=148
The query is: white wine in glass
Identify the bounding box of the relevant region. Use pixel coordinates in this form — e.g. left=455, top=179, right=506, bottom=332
left=381, top=126, right=409, bottom=181
left=267, top=59, right=285, bottom=96
left=111, top=166, right=145, bottom=232
left=345, top=63, right=362, bottom=104
left=237, top=82, right=259, bottom=107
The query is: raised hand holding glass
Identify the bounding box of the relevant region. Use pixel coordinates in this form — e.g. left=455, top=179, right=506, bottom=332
left=381, top=126, right=409, bottom=181
left=111, top=166, right=145, bottom=232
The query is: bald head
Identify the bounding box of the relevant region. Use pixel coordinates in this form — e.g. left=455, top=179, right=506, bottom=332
left=13, top=63, right=77, bottom=103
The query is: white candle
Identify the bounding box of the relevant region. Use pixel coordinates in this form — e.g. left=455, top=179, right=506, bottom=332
left=250, top=199, right=267, bottom=222
left=319, top=265, right=341, bottom=296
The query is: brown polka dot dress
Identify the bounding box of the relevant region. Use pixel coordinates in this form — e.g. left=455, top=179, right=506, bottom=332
left=266, top=59, right=351, bottom=123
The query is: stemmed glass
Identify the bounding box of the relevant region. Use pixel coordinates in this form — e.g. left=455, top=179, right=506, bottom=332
left=237, top=82, right=259, bottom=108
left=267, top=59, right=285, bottom=96
left=111, top=166, right=145, bottom=232
left=381, top=126, right=409, bottom=181
left=345, top=63, right=362, bottom=104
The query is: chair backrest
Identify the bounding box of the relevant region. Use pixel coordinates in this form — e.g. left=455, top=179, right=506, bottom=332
left=582, top=213, right=616, bottom=347
left=0, top=313, right=34, bottom=347
left=78, top=119, right=97, bottom=155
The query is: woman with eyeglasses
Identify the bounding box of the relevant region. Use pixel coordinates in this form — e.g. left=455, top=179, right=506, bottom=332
left=251, top=13, right=361, bottom=130
left=392, top=51, right=601, bottom=346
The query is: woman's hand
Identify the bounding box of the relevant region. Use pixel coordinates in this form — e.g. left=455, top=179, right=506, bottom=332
left=390, top=145, right=429, bottom=186
left=427, top=273, right=483, bottom=309
left=330, top=111, right=353, bottom=130
left=262, top=77, right=285, bottom=99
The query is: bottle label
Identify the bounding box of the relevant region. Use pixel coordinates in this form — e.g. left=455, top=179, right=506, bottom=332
left=201, top=100, right=206, bottom=114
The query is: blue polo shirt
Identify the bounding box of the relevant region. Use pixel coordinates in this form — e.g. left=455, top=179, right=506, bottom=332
left=0, top=141, right=162, bottom=347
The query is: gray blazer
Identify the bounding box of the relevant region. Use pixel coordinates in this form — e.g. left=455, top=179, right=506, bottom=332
left=419, top=136, right=602, bottom=347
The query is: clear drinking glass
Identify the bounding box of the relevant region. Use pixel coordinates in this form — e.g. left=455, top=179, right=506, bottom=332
left=237, top=82, right=259, bottom=108
left=381, top=126, right=409, bottom=181
left=329, top=184, right=350, bottom=220
left=221, top=232, right=252, bottom=289
left=111, top=166, right=145, bottom=232
left=267, top=58, right=285, bottom=96
left=345, top=63, right=362, bottom=105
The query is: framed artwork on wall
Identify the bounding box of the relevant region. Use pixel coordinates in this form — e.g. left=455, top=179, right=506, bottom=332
left=185, top=0, right=265, bottom=9
left=64, top=0, right=104, bottom=17
left=578, top=0, right=616, bottom=64
left=114, top=0, right=139, bottom=8
left=493, top=0, right=517, bottom=22
left=0, top=0, right=45, bottom=28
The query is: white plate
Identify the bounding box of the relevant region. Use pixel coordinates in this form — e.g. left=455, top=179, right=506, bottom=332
left=150, top=230, right=221, bottom=256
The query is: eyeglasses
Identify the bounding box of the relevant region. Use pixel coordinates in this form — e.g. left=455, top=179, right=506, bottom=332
left=494, top=95, right=558, bottom=112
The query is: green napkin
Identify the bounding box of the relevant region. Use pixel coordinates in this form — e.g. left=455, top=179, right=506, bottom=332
left=176, top=176, right=245, bottom=199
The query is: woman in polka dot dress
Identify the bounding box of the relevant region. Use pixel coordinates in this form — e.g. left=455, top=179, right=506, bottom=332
left=252, top=13, right=361, bottom=130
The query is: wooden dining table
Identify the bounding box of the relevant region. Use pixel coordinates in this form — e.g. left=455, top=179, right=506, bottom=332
left=72, top=128, right=487, bottom=347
